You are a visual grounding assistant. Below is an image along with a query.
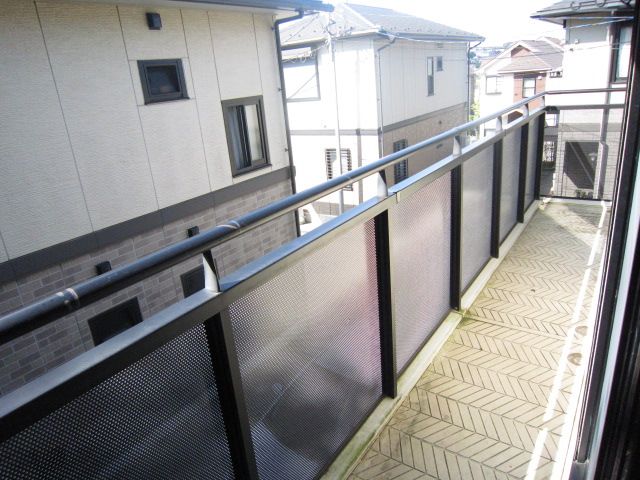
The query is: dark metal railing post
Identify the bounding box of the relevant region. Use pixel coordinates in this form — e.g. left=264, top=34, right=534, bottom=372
left=450, top=136, right=463, bottom=310
left=374, top=209, right=397, bottom=398
left=491, top=122, right=503, bottom=259
left=517, top=123, right=530, bottom=223
left=534, top=112, right=546, bottom=200
left=204, top=309, right=259, bottom=480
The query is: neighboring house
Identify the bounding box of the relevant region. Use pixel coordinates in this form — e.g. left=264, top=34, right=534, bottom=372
left=532, top=0, right=634, bottom=199
left=476, top=38, right=564, bottom=136
left=280, top=3, right=483, bottom=220
left=0, top=0, right=330, bottom=395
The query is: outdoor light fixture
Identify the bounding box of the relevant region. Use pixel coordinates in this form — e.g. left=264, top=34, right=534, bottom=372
left=146, top=12, right=162, bottom=30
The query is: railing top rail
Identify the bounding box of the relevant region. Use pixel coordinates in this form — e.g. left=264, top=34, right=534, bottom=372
left=0, top=87, right=626, bottom=341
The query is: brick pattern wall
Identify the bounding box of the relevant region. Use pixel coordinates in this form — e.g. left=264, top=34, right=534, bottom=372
left=0, top=179, right=296, bottom=396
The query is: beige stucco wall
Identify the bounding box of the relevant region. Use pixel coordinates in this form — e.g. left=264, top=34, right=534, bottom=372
left=0, top=0, right=289, bottom=259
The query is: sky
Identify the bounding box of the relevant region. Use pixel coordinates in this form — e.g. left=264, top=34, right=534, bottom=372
left=338, top=0, right=565, bottom=46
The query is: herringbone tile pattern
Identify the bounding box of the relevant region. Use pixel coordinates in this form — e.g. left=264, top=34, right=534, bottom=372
left=350, top=203, right=608, bottom=480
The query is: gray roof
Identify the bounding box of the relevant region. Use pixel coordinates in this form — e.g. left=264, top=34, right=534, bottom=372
left=280, top=3, right=483, bottom=47
left=497, top=39, right=564, bottom=73
left=532, top=1, right=634, bottom=23
left=90, top=0, right=332, bottom=12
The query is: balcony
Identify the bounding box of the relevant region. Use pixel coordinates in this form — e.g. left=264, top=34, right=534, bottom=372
left=0, top=89, right=626, bottom=479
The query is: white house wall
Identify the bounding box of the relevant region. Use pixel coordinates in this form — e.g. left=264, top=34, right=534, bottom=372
left=0, top=0, right=288, bottom=259
left=0, top=0, right=94, bottom=260
left=287, top=38, right=379, bottom=131
left=376, top=40, right=469, bottom=127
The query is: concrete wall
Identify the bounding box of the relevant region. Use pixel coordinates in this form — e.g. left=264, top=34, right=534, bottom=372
left=0, top=0, right=289, bottom=260
left=0, top=178, right=296, bottom=396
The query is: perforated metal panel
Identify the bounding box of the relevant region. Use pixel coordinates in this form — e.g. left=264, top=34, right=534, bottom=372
left=0, top=325, right=234, bottom=480
left=462, top=147, right=493, bottom=290
left=500, top=130, right=520, bottom=241
left=525, top=120, right=539, bottom=208
left=228, top=220, right=381, bottom=480
left=390, top=173, right=451, bottom=372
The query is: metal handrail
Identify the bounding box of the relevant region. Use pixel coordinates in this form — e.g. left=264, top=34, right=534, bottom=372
left=0, top=87, right=626, bottom=342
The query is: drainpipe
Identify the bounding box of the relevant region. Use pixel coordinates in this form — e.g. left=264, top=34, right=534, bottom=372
left=274, top=9, right=305, bottom=237
left=376, top=34, right=396, bottom=163
left=328, top=32, right=346, bottom=215
left=468, top=40, right=483, bottom=127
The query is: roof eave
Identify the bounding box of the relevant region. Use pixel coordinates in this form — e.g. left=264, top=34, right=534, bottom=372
left=75, top=0, right=334, bottom=12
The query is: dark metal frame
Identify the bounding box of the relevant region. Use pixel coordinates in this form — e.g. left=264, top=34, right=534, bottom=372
left=137, top=59, right=189, bottom=104
left=491, top=139, right=503, bottom=258
left=222, top=96, right=271, bottom=177
left=0, top=87, right=626, bottom=480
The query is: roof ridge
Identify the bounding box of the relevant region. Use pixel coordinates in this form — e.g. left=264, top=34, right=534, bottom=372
left=340, top=3, right=378, bottom=29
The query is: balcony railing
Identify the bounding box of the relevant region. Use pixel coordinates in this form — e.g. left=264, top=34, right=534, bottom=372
left=0, top=88, right=625, bottom=480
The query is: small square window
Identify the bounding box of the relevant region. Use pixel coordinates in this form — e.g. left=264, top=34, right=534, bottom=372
left=138, top=59, right=188, bottom=104
left=523, top=76, right=536, bottom=98
left=436, top=56, right=443, bottom=72
left=486, top=75, right=502, bottom=94
left=88, top=298, right=143, bottom=346
left=223, top=96, right=270, bottom=176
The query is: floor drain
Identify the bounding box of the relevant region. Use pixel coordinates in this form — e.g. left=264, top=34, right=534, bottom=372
left=568, top=352, right=582, bottom=366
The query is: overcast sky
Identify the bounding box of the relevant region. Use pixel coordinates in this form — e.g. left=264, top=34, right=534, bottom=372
left=340, top=0, right=564, bottom=46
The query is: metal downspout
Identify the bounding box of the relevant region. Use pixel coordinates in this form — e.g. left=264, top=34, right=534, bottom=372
left=274, top=9, right=305, bottom=237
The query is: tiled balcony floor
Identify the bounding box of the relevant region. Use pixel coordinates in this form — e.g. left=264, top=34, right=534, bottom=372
left=350, top=202, right=610, bottom=480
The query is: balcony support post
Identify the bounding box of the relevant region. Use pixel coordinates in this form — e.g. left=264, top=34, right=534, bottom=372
left=204, top=309, right=259, bottom=480
left=450, top=136, right=463, bottom=310
left=374, top=210, right=397, bottom=398
left=534, top=113, right=546, bottom=200
left=517, top=124, right=530, bottom=223
left=491, top=140, right=503, bottom=258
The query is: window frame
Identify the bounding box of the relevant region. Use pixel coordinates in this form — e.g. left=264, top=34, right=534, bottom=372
left=522, top=76, right=537, bottom=98
left=222, top=96, right=271, bottom=177
left=325, top=148, right=353, bottom=191
left=485, top=75, right=502, bottom=94
left=612, top=22, right=633, bottom=83
left=137, top=59, right=189, bottom=104
left=436, top=56, right=444, bottom=72
left=283, top=54, right=321, bottom=102
left=427, top=57, right=435, bottom=96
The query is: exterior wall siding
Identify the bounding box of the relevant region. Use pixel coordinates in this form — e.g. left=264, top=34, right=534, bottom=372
left=382, top=103, right=468, bottom=185
left=0, top=179, right=296, bottom=396
left=0, top=0, right=290, bottom=259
